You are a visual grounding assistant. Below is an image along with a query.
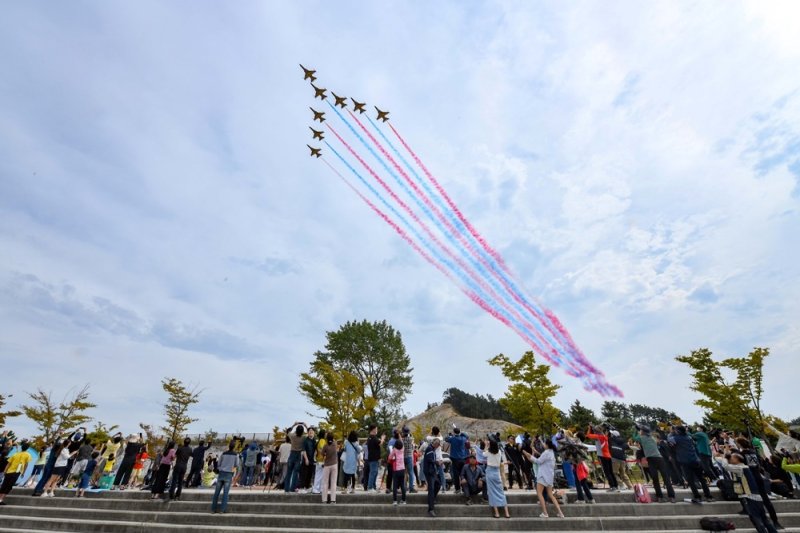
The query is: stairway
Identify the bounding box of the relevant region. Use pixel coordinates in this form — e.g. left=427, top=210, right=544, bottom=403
left=0, top=487, right=798, bottom=532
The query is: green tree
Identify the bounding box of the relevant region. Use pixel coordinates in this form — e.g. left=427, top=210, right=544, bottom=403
left=441, top=387, right=518, bottom=422
left=601, top=401, right=634, bottom=436
left=563, top=400, right=598, bottom=429
left=160, top=378, right=202, bottom=441
left=313, top=320, right=413, bottom=428
left=86, top=421, right=120, bottom=446
left=21, top=385, right=95, bottom=444
left=488, top=351, right=561, bottom=436
left=675, top=347, right=769, bottom=434
left=0, top=394, right=22, bottom=429
left=299, top=361, right=377, bottom=439
left=628, top=403, right=679, bottom=427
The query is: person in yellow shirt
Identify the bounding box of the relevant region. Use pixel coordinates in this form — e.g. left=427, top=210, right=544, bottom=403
left=0, top=441, right=33, bottom=504
left=312, top=429, right=328, bottom=494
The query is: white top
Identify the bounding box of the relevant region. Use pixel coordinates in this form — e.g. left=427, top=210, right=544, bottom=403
left=278, top=442, right=292, bottom=463
left=486, top=451, right=503, bottom=468
left=534, top=449, right=556, bottom=485
left=54, top=448, right=71, bottom=468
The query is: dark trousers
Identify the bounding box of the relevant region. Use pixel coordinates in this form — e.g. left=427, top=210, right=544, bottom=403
left=425, top=472, right=440, bottom=511
left=392, top=471, right=406, bottom=502
left=385, top=462, right=393, bottom=491
left=699, top=454, right=716, bottom=480
left=681, top=462, right=712, bottom=499
left=600, top=457, right=617, bottom=488
left=749, top=467, right=779, bottom=526
left=285, top=451, right=302, bottom=492
left=168, top=465, right=187, bottom=498
left=114, top=458, right=136, bottom=487
left=33, top=463, right=54, bottom=495
left=361, top=461, right=370, bottom=490
left=522, top=459, right=534, bottom=489
left=187, top=465, right=202, bottom=487
left=741, top=497, right=778, bottom=533
left=575, top=477, right=593, bottom=501
left=450, top=459, right=465, bottom=491
left=506, top=461, right=524, bottom=489
left=647, top=456, right=675, bottom=499
left=463, top=480, right=482, bottom=501
left=0, top=472, right=21, bottom=495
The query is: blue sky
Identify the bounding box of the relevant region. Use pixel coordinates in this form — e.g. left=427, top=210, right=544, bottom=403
left=1, top=0, right=799, bottom=436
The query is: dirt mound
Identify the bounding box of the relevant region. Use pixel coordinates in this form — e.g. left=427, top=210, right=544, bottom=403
left=400, top=403, right=523, bottom=442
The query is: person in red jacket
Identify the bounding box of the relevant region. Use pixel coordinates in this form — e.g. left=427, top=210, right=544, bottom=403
left=587, top=425, right=618, bottom=491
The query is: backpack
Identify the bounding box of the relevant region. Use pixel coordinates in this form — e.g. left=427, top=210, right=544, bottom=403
left=716, top=479, right=739, bottom=501
left=633, top=483, right=651, bottom=503
left=699, top=516, right=735, bottom=531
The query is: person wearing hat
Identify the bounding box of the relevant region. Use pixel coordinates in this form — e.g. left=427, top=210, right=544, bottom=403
left=459, top=455, right=485, bottom=505
left=634, top=425, right=675, bottom=503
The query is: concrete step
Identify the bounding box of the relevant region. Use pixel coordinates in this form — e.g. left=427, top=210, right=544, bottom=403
left=6, top=494, right=800, bottom=518
left=0, top=504, right=798, bottom=531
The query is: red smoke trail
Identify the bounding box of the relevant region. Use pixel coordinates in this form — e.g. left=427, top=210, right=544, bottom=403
left=389, top=123, right=620, bottom=395
left=321, top=157, right=575, bottom=377
left=351, top=112, right=591, bottom=380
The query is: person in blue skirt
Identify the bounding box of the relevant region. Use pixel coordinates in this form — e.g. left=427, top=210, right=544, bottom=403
left=485, top=439, right=510, bottom=518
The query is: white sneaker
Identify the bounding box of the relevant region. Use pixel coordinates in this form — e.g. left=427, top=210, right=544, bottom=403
left=393, top=501, right=398, bottom=506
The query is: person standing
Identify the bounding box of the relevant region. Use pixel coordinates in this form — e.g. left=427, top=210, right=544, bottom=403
left=609, top=431, right=633, bottom=490
left=169, top=438, right=193, bottom=500
left=691, top=426, right=716, bottom=480
left=211, top=441, right=240, bottom=514
left=151, top=441, right=175, bottom=501
left=343, top=431, right=362, bottom=494
left=42, top=439, right=73, bottom=497
left=387, top=439, right=407, bottom=505
left=277, top=436, right=291, bottom=489
left=485, top=439, right=510, bottom=518
left=285, top=422, right=307, bottom=493
left=669, top=426, right=713, bottom=504
left=573, top=458, right=595, bottom=504
left=312, top=429, right=327, bottom=494
left=634, top=426, right=675, bottom=503
left=445, top=427, right=468, bottom=494
left=0, top=441, right=32, bottom=505
left=737, top=437, right=782, bottom=529
left=320, top=433, right=338, bottom=504
left=423, top=438, right=442, bottom=517
left=187, top=440, right=210, bottom=488
left=114, top=435, right=144, bottom=490
left=524, top=439, right=564, bottom=518
left=587, top=425, right=618, bottom=491
left=401, top=427, right=417, bottom=493
left=426, top=426, right=446, bottom=493
left=32, top=439, right=61, bottom=497
left=366, top=425, right=383, bottom=492
left=76, top=452, right=100, bottom=498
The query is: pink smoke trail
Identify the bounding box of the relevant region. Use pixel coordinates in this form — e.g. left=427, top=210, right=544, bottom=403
left=388, top=123, right=620, bottom=395
left=321, top=157, right=574, bottom=376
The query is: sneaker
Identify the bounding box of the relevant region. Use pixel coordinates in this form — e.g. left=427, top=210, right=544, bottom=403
left=428, top=510, right=437, bottom=517
left=575, top=499, right=585, bottom=504
left=409, top=489, right=418, bottom=493
left=393, top=501, right=398, bottom=506
left=704, top=497, right=714, bottom=503
left=465, top=500, right=472, bottom=506
left=539, top=512, right=549, bottom=518
left=401, top=500, right=407, bottom=505
left=690, top=498, right=702, bottom=505
left=669, top=497, right=675, bottom=503
left=588, top=499, right=596, bottom=504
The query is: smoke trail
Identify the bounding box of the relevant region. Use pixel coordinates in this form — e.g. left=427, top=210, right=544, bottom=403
left=337, top=106, right=588, bottom=379
left=386, top=121, right=612, bottom=388
left=323, top=146, right=571, bottom=372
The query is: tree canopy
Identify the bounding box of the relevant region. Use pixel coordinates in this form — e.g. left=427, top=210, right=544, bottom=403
left=488, top=351, right=561, bottom=436
left=675, top=347, right=769, bottom=434
left=299, top=361, right=377, bottom=439
left=313, top=320, right=413, bottom=428
left=0, top=393, right=21, bottom=429
left=160, top=377, right=202, bottom=441
left=441, top=387, right=518, bottom=423
left=562, top=399, right=598, bottom=429
left=21, top=385, right=95, bottom=444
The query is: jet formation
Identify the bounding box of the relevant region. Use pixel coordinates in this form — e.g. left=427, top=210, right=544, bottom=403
left=300, top=64, right=389, bottom=157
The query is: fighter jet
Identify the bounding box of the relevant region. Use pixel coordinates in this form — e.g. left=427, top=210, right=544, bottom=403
left=307, top=145, right=321, bottom=158
left=310, top=107, right=325, bottom=123
left=309, top=127, right=324, bottom=141
left=299, top=64, right=316, bottom=82
left=351, top=98, right=366, bottom=114
left=311, top=83, right=327, bottom=100
left=332, top=92, right=347, bottom=108
left=375, top=107, right=390, bottom=122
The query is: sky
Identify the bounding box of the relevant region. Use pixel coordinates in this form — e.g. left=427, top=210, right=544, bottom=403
left=1, top=0, right=799, bottom=438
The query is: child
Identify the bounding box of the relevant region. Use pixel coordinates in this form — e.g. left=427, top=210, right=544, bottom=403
left=387, top=440, right=406, bottom=505
left=77, top=452, right=100, bottom=498
left=574, top=459, right=595, bottom=504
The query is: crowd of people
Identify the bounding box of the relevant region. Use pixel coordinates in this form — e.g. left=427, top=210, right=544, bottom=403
left=2, top=419, right=799, bottom=530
